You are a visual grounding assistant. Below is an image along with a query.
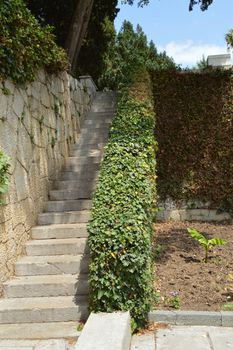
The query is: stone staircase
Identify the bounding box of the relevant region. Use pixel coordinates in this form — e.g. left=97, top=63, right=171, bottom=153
left=0, top=91, right=116, bottom=340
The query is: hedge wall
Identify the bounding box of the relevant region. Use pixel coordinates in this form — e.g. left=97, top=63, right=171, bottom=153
left=152, top=70, right=233, bottom=214
left=88, top=76, right=157, bottom=330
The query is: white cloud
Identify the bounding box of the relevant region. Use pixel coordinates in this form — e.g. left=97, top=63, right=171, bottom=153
left=158, top=40, right=228, bottom=67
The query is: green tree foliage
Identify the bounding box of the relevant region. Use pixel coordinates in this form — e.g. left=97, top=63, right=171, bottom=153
left=98, top=21, right=176, bottom=90
left=0, top=0, right=67, bottom=84
left=189, top=0, right=213, bottom=11
left=26, top=0, right=119, bottom=80
left=196, top=55, right=208, bottom=70
left=76, top=0, right=119, bottom=82
left=25, top=0, right=76, bottom=47
left=225, top=29, right=233, bottom=49
left=123, top=0, right=214, bottom=11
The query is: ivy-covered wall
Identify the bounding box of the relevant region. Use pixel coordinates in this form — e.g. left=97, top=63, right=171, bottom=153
left=88, top=71, right=157, bottom=330
left=0, top=71, right=96, bottom=294
left=152, top=70, right=233, bottom=215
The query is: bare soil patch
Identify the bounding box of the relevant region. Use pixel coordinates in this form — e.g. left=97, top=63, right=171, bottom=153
left=153, top=221, right=233, bottom=311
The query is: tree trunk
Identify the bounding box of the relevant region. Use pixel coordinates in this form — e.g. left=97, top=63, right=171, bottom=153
left=65, top=0, right=94, bottom=74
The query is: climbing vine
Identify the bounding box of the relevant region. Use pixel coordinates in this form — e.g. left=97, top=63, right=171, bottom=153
left=0, top=150, right=10, bottom=204
left=88, top=72, right=157, bottom=330
left=0, top=0, right=68, bottom=85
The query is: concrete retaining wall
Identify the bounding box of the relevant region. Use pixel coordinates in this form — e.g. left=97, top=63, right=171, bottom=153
left=157, top=198, right=231, bottom=222
left=0, top=71, right=96, bottom=294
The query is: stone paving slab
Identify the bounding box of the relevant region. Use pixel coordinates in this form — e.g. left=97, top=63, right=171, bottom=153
left=0, top=339, right=76, bottom=350
left=155, top=326, right=233, bottom=350
left=131, top=334, right=155, bottom=349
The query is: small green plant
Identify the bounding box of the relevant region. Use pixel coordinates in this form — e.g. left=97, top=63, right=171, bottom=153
left=222, top=303, right=233, bottom=311
left=1, top=86, right=11, bottom=96
left=0, top=150, right=11, bottom=204
left=168, top=291, right=180, bottom=309
left=76, top=323, right=84, bottom=332
left=152, top=244, right=166, bottom=260
left=187, top=228, right=227, bottom=263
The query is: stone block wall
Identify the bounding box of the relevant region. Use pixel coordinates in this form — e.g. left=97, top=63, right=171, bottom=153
left=0, top=70, right=96, bottom=294
left=157, top=199, right=231, bottom=222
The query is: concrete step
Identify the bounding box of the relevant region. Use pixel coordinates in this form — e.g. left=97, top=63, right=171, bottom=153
left=91, top=106, right=116, bottom=113
left=38, top=210, right=91, bottom=225
left=76, top=312, right=131, bottom=350
left=80, top=126, right=111, bottom=134
left=31, top=223, right=88, bottom=239
left=62, top=162, right=100, bottom=173
left=25, top=238, right=88, bottom=256
left=46, top=199, right=92, bottom=212
left=83, top=112, right=114, bottom=121
left=65, top=156, right=102, bottom=167
left=0, top=321, right=80, bottom=340
left=3, top=274, right=88, bottom=298
left=79, top=129, right=110, bottom=138
left=81, top=119, right=112, bottom=127
left=15, top=254, right=89, bottom=276
left=69, top=148, right=103, bottom=157
left=53, top=180, right=97, bottom=191
left=0, top=296, right=88, bottom=323
left=72, top=141, right=106, bottom=151
left=49, top=189, right=94, bottom=201
left=59, top=170, right=99, bottom=181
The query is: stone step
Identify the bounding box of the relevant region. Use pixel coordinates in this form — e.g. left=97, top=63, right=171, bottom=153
left=59, top=170, right=99, bottom=181
left=72, top=141, right=107, bottom=152
left=49, top=189, right=93, bottom=201
left=31, top=223, right=88, bottom=239
left=82, top=119, right=113, bottom=127
left=91, top=106, right=115, bottom=113
left=65, top=155, right=102, bottom=167
left=53, top=180, right=97, bottom=191
left=62, top=162, right=100, bottom=173
left=81, top=119, right=112, bottom=127
left=46, top=199, right=92, bottom=212
left=3, top=274, right=88, bottom=298
left=84, top=112, right=114, bottom=120
left=25, top=238, right=88, bottom=256
left=79, top=128, right=110, bottom=138
left=78, top=130, right=110, bottom=139
left=69, top=148, right=103, bottom=157
left=80, top=125, right=111, bottom=134
left=15, top=254, right=89, bottom=276
left=38, top=210, right=91, bottom=225
left=0, top=296, right=88, bottom=324
left=0, top=321, right=80, bottom=340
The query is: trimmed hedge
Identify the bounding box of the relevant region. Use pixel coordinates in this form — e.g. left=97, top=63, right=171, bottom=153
left=88, top=92, right=157, bottom=330
left=152, top=70, right=233, bottom=214
left=0, top=0, right=67, bottom=84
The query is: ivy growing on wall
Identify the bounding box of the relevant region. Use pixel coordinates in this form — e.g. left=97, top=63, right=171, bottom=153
left=0, top=150, right=10, bottom=204
left=0, top=0, right=68, bottom=85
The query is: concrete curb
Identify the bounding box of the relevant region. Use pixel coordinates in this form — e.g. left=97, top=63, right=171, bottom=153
left=149, top=310, right=233, bottom=327
left=75, top=312, right=131, bottom=350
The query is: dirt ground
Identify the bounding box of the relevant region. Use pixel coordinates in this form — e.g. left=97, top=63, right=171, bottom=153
left=153, top=220, right=233, bottom=311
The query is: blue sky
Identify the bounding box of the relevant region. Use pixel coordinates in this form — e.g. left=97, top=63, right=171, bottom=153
left=115, top=0, right=233, bottom=67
